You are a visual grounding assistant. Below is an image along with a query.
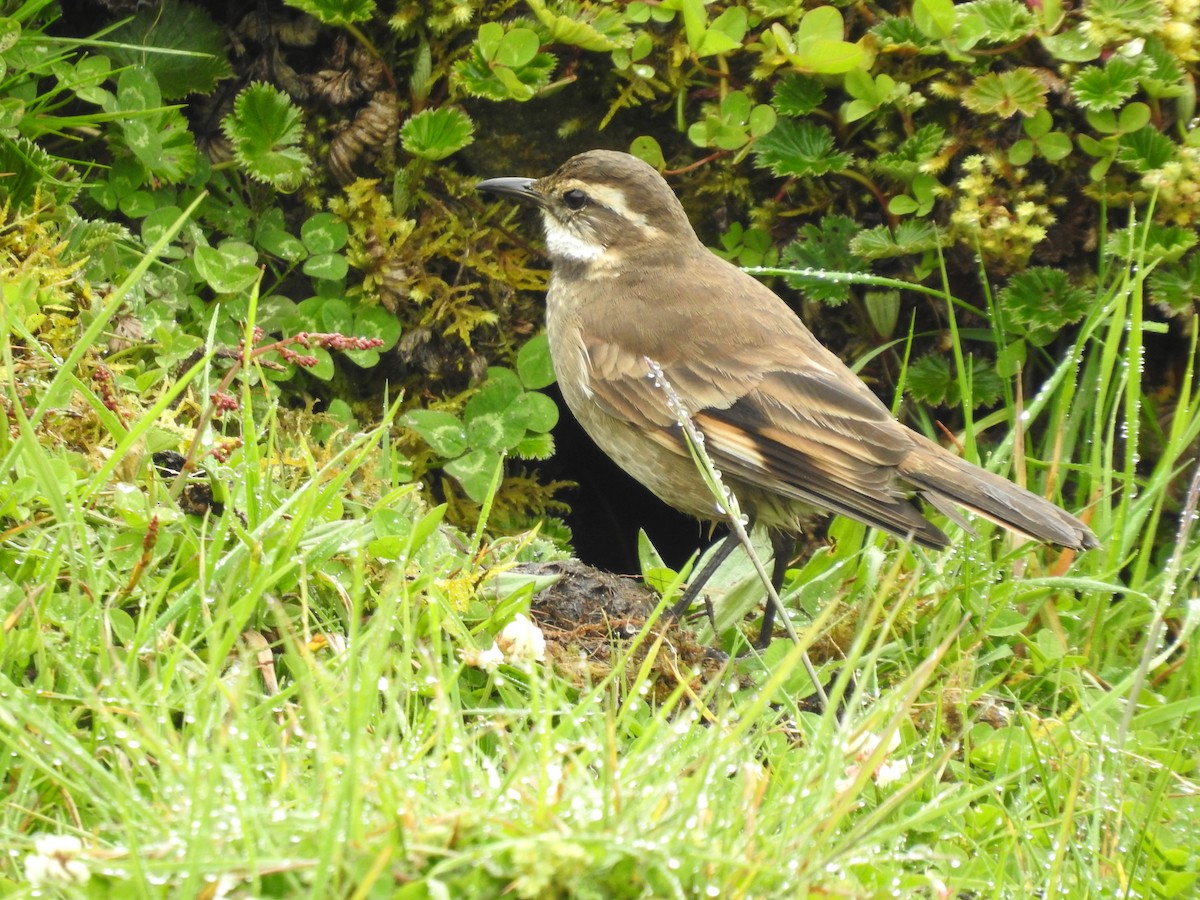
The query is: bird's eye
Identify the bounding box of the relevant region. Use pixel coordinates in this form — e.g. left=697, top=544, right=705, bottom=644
left=562, top=188, right=589, bottom=210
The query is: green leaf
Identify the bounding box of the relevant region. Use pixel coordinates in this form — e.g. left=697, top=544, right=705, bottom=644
left=514, top=432, right=555, bottom=460
left=0, top=17, right=19, bottom=55
left=906, top=355, right=954, bottom=406
left=716, top=223, right=777, bottom=267
left=465, top=411, right=526, bottom=452
left=402, top=409, right=467, bottom=458
left=995, top=339, right=1027, bottom=378
left=749, top=104, right=777, bottom=137
left=772, top=74, right=825, bottom=117
left=505, top=392, right=559, bottom=434
left=112, top=68, right=198, bottom=183
left=754, top=119, right=851, bottom=177
left=907, top=355, right=1003, bottom=408
left=1023, top=108, right=1052, bottom=139
left=712, top=6, right=749, bottom=41
left=1010, top=110, right=1072, bottom=164
left=306, top=347, right=335, bottom=381
left=1039, top=27, right=1102, bottom=62
left=115, top=62, right=158, bottom=108
left=446, top=449, right=503, bottom=503
left=282, top=0, right=376, bottom=26
left=1071, top=56, right=1151, bottom=111
left=1139, top=37, right=1188, bottom=100
left=106, top=0, right=231, bottom=99
left=1007, top=139, right=1035, bottom=166
left=1118, top=102, right=1152, bottom=132
left=1106, top=223, right=1198, bottom=265
left=477, top=21, right=504, bottom=58
left=319, top=297, right=355, bottom=334
left=787, top=9, right=866, bottom=74
left=258, top=226, right=307, bottom=263
left=454, top=28, right=556, bottom=102
left=301, top=213, right=349, bottom=254
left=465, top=369, right=524, bottom=419
left=997, top=267, right=1092, bottom=345
left=1149, top=252, right=1200, bottom=314
left=352, top=305, right=402, bottom=352
left=694, top=6, right=747, bottom=56
left=630, top=135, right=665, bottom=169
left=961, top=69, right=1048, bottom=118
left=516, top=333, right=556, bottom=389
left=0, top=135, right=78, bottom=207
left=1115, top=127, right=1176, bottom=173
left=1083, top=0, right=1164, bottom=38
left=842, top=70, right=900, bottom=122
left=53, top=55, right=112, bottom=106
left=954, top=0, right=1036, bottom=50
left=689, top=90, right=776, bottom=151
left=401, top=107, right=475, bottom=161
left=871, top=17, right=938, bottom=50
left=913, top=0, right=955, bottom=38
left=494, top=28, right=541, bottom=68
left=303, top=254, right=349, bottom=281
left=796, top=6, right=847, bottom=44
left=1038, top=132, right=1073, bottom=161
left=222, top=82, right=311, bottom=191
left=665, top=0, right=706, bottom=49
left=851, top=221, right=945, bottom=259
left=780, top=215, right=866, bottom=306
left=141, top=205, right=185, bottom=246
left=873, top=124, right=946, bottom=182
left=725, top=90, right=751, bottom=121
left=193, top=241, right=259, bottom=294
left=864, top=290, right=900, bottom=339
left=525, top=0, right=629, bottom=52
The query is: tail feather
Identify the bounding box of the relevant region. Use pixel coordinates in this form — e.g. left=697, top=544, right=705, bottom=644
left=900, top=438, right=1099, bottom=552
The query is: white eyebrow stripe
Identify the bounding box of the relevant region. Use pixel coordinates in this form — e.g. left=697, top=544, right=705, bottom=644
left=583, top=184, right=648, bottom=227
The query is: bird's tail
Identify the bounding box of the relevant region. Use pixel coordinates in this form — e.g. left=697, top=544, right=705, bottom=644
left=899, top=436, right=1099, bottom=552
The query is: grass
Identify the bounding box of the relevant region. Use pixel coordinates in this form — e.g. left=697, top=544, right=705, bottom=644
left=3, top=232, right=1200, bottom=898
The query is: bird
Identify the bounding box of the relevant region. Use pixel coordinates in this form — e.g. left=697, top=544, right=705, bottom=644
left=477, top=149, right=1098, bottom=647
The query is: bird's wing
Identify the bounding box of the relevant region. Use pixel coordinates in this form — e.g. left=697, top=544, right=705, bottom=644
left=573, top=300, right=947, bottom=546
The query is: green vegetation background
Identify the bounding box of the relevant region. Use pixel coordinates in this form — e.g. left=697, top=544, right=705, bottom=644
left=2, top=0, right=1200, bottom=896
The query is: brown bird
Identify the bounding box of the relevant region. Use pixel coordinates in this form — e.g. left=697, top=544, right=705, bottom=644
left=478, top=150, right=1097, bottom=646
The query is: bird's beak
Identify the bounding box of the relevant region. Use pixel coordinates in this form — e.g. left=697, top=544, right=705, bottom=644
left=476, top=176, right=545, bottom=206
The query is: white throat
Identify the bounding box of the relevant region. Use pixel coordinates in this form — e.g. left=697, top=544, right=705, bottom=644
left=541, top=215, right=605, bottom=263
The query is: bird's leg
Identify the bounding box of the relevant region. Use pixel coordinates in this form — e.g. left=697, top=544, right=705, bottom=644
left=754, top=530, right=795, bottom=649
left=667, top=531, right=738, bottom=620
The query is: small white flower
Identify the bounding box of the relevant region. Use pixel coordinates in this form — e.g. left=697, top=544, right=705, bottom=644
left=459, top=641, right=505, bottom=672
left=497, top=613, right=546, bottom=663
left=842, top=728, right=899, bottom=760
left=875, top=756, right=911, bottom=787
left=839, top=729, right=908, bottom=790
left=24, top=834, right=90, bottom=886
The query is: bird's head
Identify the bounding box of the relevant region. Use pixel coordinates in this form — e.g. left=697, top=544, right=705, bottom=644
left=477, top=150, right=699, bottom=267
